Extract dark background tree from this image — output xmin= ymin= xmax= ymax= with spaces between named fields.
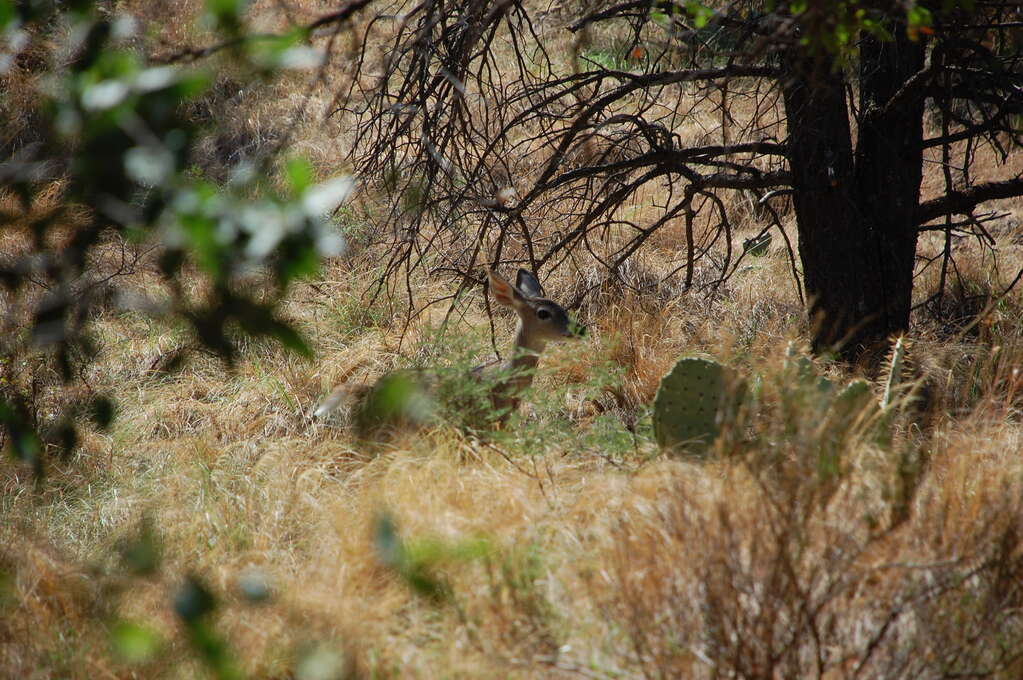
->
xmin=344 ymin=0 xmax=1023 ymax=360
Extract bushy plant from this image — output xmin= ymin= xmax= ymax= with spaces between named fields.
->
xmin=1 ymin=0 xmax=354 ymax=477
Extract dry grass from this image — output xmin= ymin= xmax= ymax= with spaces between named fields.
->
xmin=7 ymin=236 xmax=1023 ymax=678
xmin=4 ymin=2 xmax=1023 ymax=679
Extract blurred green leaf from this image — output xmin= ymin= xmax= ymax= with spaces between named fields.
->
xmin=237 ymin=568 xmax=272 ymax=603
xmin=125 ymin=145 xmax=175 ymax=186
xmin=295 ymin=644 xmax=346 ymax=680
xmin=174 ymin=575 xmax=216 ymax=622
xmin=110 ymin=621 xmax=163 ymax=664
xmin=173 ymin=575 xmax=241 ymax=680
xmin=247 ymin=29 xmax=320 ymax=71
xmin=374 ymin=512 xmax=402 ymax=569
xmin=372 ymin=515 xmax=443 ymax=601
xmin=187 ymin=619 xmax=242 ymax=680
xmin=274 ymin=45 xmax=324 ymax=70
xmin=179 ymin=213 xmax=222 ymax=277
xmin=405 ymin=535 xmax=493 ymax=564
xmin=54 ymin=421 xmax=78 ymax=459
xmin=74 ymin=21 xmax=114 ymax=73
xmin=171 ymin=70 xmax=212 ymax=99
xmin=119 ymin=519 xmax=161 ymax=576
xmin=12 ymin=428 xmax=41 ymax=463
xmin=373 ymin=513 xmax=490 ymax=603
xmin=286 ymin=156 xmax=315 ymax=194
xmin=92 ymin=395 xmax=115 ymax=429
xmin=206 ymin=0 xmax=246 ymax=16
xmin=278 ymin=241 xmax=320 ymax=285
xmin=685 ymin=0 xmax=713 ymax=29
xmin=0 ymin=2 xmax=16 ymax=29
xmin=302 ymin=175 xmax=355 ymax=216
xmin=907 ymin=4 xmax=933 ymax=27
xmin=235 ymin=300 xmax=313 ymax=357
xmin=906 ymin=4 xmax=934 ymax=40
xmin=1 ymin=400 xmax=41 ymax=470
xmin=357 ymin=371 xmax=436 ymax=434
xmin=205 ymin=0 xmax=247 ymax=35
xmin=0 ymin=567 xmax=14 ymax=610
xmin=158 ymin=249 xmax=185 ymax=278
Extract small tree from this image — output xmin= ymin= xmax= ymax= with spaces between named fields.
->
xmin=346 ymin=0 xmax=1023 ymax=358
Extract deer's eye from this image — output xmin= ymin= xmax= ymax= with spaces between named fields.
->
xmin=536 ymin=308 xmax=551 ymax=320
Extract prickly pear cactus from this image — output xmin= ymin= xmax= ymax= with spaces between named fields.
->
xmin=835 ymin=378 xmax=873 ymax=409
xmin=831 ymin=378 xmax=878 ymax=424
xmin=654 ymin=357 xmax=726 ymax=456
xmin=784 ymin=342 xmax=836 ymax=395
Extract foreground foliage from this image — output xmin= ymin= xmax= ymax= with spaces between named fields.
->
xmin=1 ymin=0 xmax=354 ymax=475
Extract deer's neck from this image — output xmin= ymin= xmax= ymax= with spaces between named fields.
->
xmin=509 ymin=323 xmax=544 ymax=383
xmin=486 ymin=323 xmax=545 ymax=417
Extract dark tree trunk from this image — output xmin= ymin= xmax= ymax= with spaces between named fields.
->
xmin=854 ymin=29 xmax=927 ymax=346
xmin=780 ymin=52 xmax=883 ymax=357
xmin=781 ymin=28 xmax=926 ymax=360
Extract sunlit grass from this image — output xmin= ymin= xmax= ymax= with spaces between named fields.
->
xmin=4 ymin=0 xmax=1023 ymax=678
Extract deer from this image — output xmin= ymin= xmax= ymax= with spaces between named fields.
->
xmin=312 ymin=268 xmax=586 ymax=432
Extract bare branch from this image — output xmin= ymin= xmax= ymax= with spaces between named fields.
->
xmin=918 ymin=176 xmax=1023 ymax=224
xmin=700 ymin=169 xmax=791 ymax=190
xmin=568 ymin=0 xmax=658 ymax=32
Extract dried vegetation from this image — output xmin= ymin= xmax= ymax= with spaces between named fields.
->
xmin=3 ymin=1 xmax=1023 ymax=678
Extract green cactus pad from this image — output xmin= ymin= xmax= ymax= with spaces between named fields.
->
xmin=832 ymin=379 xmax=877 ymax=423
xmin=783 ymin=344 xmax=837 ymax=398
xmin=654 ymin=357 xmax=726 ymax=456
xmin=836 ymin=378 xmax=872 ymax=407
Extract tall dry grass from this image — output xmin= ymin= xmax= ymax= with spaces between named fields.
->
xmin=4 ymin=1 xmax=1023 ymax=679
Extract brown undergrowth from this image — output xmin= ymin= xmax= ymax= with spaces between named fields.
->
xmin=6 ymin=237 xmax=1023 ymax=678
xmin=4 ymin=1 xmax=1023 ymax=679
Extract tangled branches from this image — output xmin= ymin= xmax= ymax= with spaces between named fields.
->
xmin=341 ymin=1 xmax=794 ymax=316
xmin=341 ymin=0 xmax=1023 ymax=352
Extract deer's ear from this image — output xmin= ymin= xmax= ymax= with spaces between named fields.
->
xmin=515 ymin=269 xmax=543 ymax=298
xmin=488 ymin=270 xmax=520 ymax=308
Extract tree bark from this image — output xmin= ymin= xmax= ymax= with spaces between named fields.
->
xmin=782 ymin=27 xmax=926 ymax=360
xmin=781 ymin=52 xmax=883 ymax=357
xmin=854 ymin=28 xmax=926 ymax=349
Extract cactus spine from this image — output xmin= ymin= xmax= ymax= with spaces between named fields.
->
xmin=881 ymin=336 xmax=907 ymax=409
